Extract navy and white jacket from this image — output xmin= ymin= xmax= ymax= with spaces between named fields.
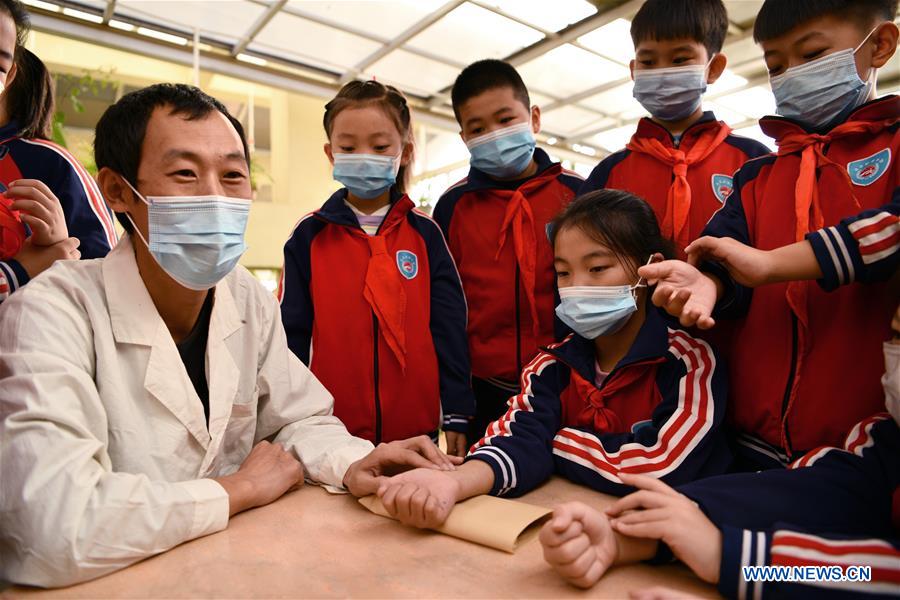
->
xmin=0 ymin=122 xmax=117 ymax=302
xmin=467 ymin=304 xmax=731 ymax=497
xmin=808 ymin=185 xmax=899 ymax=292
xmin=680 ymin=414 xmax=900 ymax=599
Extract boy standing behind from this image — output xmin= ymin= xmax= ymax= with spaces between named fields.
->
xmin=580 ymin=0 xmax=770 ymax=256
xmin=432 ymin=60 xmax=582 ymax=451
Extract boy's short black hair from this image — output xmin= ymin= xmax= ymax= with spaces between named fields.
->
xmin=754 ymin=0 xmax=899 ymax=42
xmin=450 ymin=59 xmax=530 ymax=124
xmin=94 ymin=83 xmax=249 ymax=233
xmin=630 ymin=0 xmax=729 ymax=56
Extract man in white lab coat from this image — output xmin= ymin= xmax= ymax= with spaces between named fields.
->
xmin=0 ymin=83 xmax=460 ymax=588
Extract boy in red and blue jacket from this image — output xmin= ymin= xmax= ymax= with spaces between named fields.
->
xmin=0 ymin=122 xmax=117 ymax=302
xmin=640 ymin=0 xmax=900 ymax=470
xmin=579 ymin=0 xmax=770 ymax=257
xmin=279 ymin=187 xmax=474 ymax=445
xmin=432 ymin=59 xmax=582 ymax=444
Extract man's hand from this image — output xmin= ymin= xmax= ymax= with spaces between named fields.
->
xmin=606 ymin=473 xmax=722 ymax=584
xmin=343 ymin=435 xmax=462 ymax=497
xmin=638 ymin=260 xmax=719 ymax=329
xmin=444 ymin=430 xmax=468 ymax=458
xmin=539 ymin=502 xmax=618 ymax=589
xmin=376 ymin=467 xmax=461 ymax=528
xmin=685 ymin=236 xmax=774 ymax=288
xmin=213 ymin=441 xmax=304 ymax=517
xmin=14 ymin=237 xmax=80 ymax=279
xmin=7 ymin=179 xmax=69 ymax=246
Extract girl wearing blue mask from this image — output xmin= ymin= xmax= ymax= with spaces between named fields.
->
xmin=279 ymin=80 xmax=475 ymax=453
xmin=374 ymin=189 xmax=732 ymax=531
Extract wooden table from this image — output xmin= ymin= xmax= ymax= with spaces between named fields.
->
xmin=4 ymin=478 xmax=718 ymax=598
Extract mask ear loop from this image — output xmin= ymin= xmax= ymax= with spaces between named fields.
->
xmin=119 ymin=176 xmax=152 ymax=250
xmin=631 ymin=255 xmax=657 ymax=294
xmin=853 ymin=23 xmax=884 ymax=84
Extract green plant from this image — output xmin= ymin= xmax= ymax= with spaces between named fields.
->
xmin=51 ymin=68 xmax=117 ymax=162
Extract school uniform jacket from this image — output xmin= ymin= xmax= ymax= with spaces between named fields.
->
xmin=0 ymin=235 xmax=374 ymax=587
xmin=679 ymin=412 xmax=900 ymax=599
xmin=809 ymin=186 xmax=899 ymax=292
xmin=432 ymin=148 xmax=582 ymax=385
xmin=467 ymin=305 xmax=731 ymax=497
xmin=702 ymin=96 xmax=900 ymax=463
xmin=279 ymin=188 xmax=475 ymax=443
xmin=0 ymin=121 xmax=118 ymax=302
xmin=579 ymin=112 xmax=770 ymax=255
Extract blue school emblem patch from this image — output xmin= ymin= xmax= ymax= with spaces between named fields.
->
xmin=396 ymin=250 xmax=418 ymax=279
xmin=847 ymin=148 xmax=891 ymax=187
xmin=711 ymin=174 xmax=733 ymax=203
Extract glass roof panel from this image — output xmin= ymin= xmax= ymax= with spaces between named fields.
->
xmin=406 ymin=3 xmax=544 ymax=64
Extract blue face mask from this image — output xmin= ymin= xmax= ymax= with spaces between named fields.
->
xmin=555 ymin=261 xmax=650 ymax=339
xmin=333 ymin=153 xmax=400 ymax=200
xmin=466 ymin=122 xmax=536 ymax=179
xmin=633 ymin=63 xmax=709 ymax=122
xmin=770 ymin=26 xmax=878 ymax=130
xmin=124 ymin=180 xmax=250 ymax=291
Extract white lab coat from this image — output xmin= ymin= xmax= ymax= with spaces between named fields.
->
xmin=0 ymin=235 xmax=374 ymax=587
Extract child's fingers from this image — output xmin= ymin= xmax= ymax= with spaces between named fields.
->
xmin=393 ymin=482 xmax=419 ymax=523
xmin=606 ymin=490 xmax=667 ymax=516
xmin=553 ymin=546 xmax=598 ymax=582
xmin=610 ymin=507 xmax=669 ymax=527
xmin=696 ymin=315 xmax=716 ymax=330
xmin=380 ymin=482 xmax=402 ymax=516
xmin=617 ymin=473 xmax=679 ymax=495
xmin=9 ymin=178 xmax=56 ymax=200
xmin=19 ymin=214 xmax=50 ymax=235
xmin=10 ymin=199 xmax=54 ymax=224
xmin=610 ymin=518 xmax=666 ymax=540
xmin=543 ymin=532 xmax=591 ymax=566
xmin=542 ymin=517 xmax=583 ymax=547
xmin=410 ymin=487 xmax=430 ymax=528
xmin=568 ymin=557 xmax=606 ymax=590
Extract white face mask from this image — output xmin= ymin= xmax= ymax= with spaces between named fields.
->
xmin=770 ymin=25 xmax=880 ymax=129
xmin=884 ymin=342 xmax=900 ymax=427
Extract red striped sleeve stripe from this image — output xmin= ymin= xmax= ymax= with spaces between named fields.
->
xmin=20 ymin=139 xmax=118 ymax=248
xmin=471 ymin=350 xmax=557 ymax=450
xmin=772 ymin=532 xmax=900 ymax=586
xmin=845 ymin=413 xmax=888 ymax=456
xmin=790 ymin=413 xmax=888 ymax=468
xmin=0 ymin=279 xmax=8 ymax=294
xmin=849 ymin=212 xmax=900 ymax=264
xmin=552 ymin=329 xmax=716 ymax=478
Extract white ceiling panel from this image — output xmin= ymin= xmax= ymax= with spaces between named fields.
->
xmin=117 ymin=0 xmax=265 ymax=43
xmin=251 ymin=10 xmax=381 ymax=71
xmin=541 ymin=106 xmax=610 ymax=137
xmin=479 ymin=0 xmax=595 ymax=33
xmin=577 ymin=18 xmax=634 ymax=64
xmin=518 ymin=44 xmax=630 ymax=98
xmin=367 ymin=50 xmax=460 ymax=96
xmin=286 ymin=0 xmax=447 ymax=38
xmin=406 ymin=3 xmax=544 ymax=64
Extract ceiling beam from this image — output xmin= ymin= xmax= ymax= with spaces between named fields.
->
xmin=101 ymin=0 xmax=115 ymax=25
xmin=340 ymin=0 xmax=465 ymax=84
xmin=232 ymin=0 xmax=287 ymax=57
xmin=504 ymin=0 xmax=643 ymax=67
